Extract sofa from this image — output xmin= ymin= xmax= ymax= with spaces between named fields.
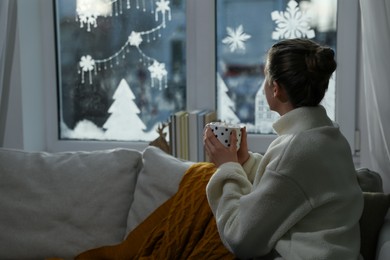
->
xmin=0 ymin=146 xmax=389 ymax=260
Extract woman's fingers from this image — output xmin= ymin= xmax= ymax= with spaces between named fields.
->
xmin=230 ymin=130 xmax=238 ymax=151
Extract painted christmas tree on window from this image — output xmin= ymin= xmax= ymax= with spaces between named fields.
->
xmin=103 ymin=79 xmax=150 ymax=140
xmin=217 ymin=74 xmax=240 ymax=124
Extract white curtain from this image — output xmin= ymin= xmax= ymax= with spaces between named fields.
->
xmin=359 ymin=0 xmax=390 ymax=192
xmin=0 ymin=0 xmax=17 ymax=146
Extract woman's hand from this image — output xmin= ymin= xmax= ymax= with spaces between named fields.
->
xmin=203 ymin=126 xmax=250 ymax=167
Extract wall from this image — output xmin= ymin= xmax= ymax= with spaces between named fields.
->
xmin=4 ymin=0 xmax=46 ymax=151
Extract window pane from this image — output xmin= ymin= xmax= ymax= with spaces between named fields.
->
xmin=54 ymin=0 xmax=186 ymax=142
xmin=216 ymin=0 xmax=337 ymax=134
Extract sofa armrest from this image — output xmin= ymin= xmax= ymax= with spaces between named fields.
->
xmin=377 ymin=215 xmax=390 ymax=260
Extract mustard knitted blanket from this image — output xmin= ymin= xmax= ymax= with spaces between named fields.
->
xmin=75 ymin=162 xmax=236 ymax=260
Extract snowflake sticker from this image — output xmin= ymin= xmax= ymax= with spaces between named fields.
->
xmin=77 ymin=11 xmax=98 ymax=32
xmin=271 ymin=0 xmax=315 ymax=40
xmin=148 ymin=61 xmax=168 ymax=89
xmin=76 ymin=0 xmax=101 ymax=32
xmin=129 ymin=31 xmax=143 ymax=47
xmin=79 ymin=55 xmax=95 ymax=84
xmin=76 ymin=0 xmax=125 ymax=32
xmin=222 ymin=25 xmax=252 ymax=53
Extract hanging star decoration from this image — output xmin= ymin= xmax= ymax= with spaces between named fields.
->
xmin=271 ymin=0 xmax=315 ymax=40
xmin=222 ymin=25 xmax=252 ymax=53
xmin=155 ymin=0 xmax=171 ymax=28
xmin=148 ymin=60 xmax=168 ymax=90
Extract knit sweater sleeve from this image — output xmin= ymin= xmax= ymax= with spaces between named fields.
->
xmin=206 ymin=163 xmax=312 ymax=259
xmin=242 ymin=152 xmax=263 ymax=183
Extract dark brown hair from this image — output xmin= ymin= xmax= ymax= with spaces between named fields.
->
xmin=266 ymin=38 xmax=337 ymax=107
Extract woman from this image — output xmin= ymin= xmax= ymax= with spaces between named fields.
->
xmin=204 ymin=38 xmax=364 ymax=259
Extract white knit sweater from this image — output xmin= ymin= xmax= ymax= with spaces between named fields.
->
xmin=206 ymin=106 xmax=364 ymax=260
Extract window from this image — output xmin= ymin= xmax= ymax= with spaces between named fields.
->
xmin=54 ymin=0 xmax=186 ymax=143
xmin=47 ymin=0 xmax=358 ymax=153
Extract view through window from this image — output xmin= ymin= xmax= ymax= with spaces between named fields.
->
xmin=216 ymin=0 xmax=337 ymax=134
xmin=54 ymin=0 xmax=186 ymax=142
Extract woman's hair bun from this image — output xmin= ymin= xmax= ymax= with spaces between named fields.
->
xmin=313 ymin=47 xmax=337 ymax=76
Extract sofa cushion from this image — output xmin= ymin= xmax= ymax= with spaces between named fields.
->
xmin=126 ymin=146 xmax=194 ymax=234
xmin=360 ymin=192 xmax=390 ymax=260
xmin=0 ymin=148 xmax=142 ymax=259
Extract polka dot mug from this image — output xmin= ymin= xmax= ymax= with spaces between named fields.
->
xmin=207 ymin=122 xmax=243 ymax=150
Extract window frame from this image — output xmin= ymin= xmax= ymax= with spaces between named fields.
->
xmin=44 ymin=0 xmax=358 ymax=154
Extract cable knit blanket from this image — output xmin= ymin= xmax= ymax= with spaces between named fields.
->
xmin=75 ymin=162 xmax=236 ymax=260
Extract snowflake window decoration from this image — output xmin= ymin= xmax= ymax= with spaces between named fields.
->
xmin=76 ymin=0 xmax=153 ymax=31
xmin=76 ymin=0 xmax=112 ymax=32
xmin=148 ymin=61 xmax=168 ymax=90
xmin=271 ymin=0 xmax=315 ymax=40
xmin=77 ymin=10 xmax=99 ymax=32
xmin=222 ymin=25 xmax=252 ymax=53
xmin=128 ymin=31 xmax=143 ymax=47
xmin=79 ymin=55 xmax=95 ymax=84
xmin=155 ymin=0 xmax=171 ymax=28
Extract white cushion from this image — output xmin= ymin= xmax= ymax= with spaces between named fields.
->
xmin=0 ymin=148 xmax=142 ymax=259
xmin=126 ymin=146 xmax=193 ymax=234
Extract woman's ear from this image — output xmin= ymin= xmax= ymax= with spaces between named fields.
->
xmin=273 ymin=81 xmax=289 ymax=103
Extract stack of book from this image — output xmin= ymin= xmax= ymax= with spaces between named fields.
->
xmin=169 ymin=109 xmax=217 ymax=162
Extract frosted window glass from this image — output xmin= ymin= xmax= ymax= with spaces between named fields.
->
xmin=54 ymin=0 xmax=186 ymax=141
